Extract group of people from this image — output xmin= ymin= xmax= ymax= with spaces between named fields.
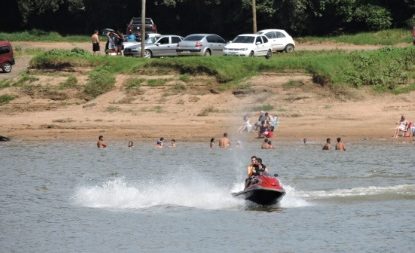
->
xmin=261 ymin=138 xmax=274 ymax=149
xmin=210 ymin=133 xmax=232 ymax=149
xmin=238 ymin=111 xmax=279 ymax=139
xmin=96 ymin=135 xmax=176 ymax=149
xmin=393 ymin=115 xmax=414 ymax=138
xmin=90 ymin=30 xmax=124 ymax=56
xmin=155 ymin=137 xmax=176 ymax=148
xmin=322 ymin=137 xmax=346 ymax=151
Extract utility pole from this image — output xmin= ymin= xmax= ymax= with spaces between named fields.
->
xmin=252 ymin=0 xmax=257 ymax=33
xmin=140 ymin=0 xmax=146 ymax=57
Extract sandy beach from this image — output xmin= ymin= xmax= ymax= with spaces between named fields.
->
xmin=0 ymin=41 xmax=414 ymax=143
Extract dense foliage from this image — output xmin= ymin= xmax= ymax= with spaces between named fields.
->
xmin=1 ymin=0 xmax=414 ymax=37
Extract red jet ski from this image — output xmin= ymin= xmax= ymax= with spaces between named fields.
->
xmin=233 ymin=174 xmax=285 ymax=205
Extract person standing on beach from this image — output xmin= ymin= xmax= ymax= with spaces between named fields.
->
xmin=218 ymin=133 xmax=231 ymax=148
xmin=91 ymin=30 xmax=100 ymax=55
xmin=322 ymin=138 xmax=331 ymax=150
xmin=335 ymin=137 xmax=346 ymax=151
xmin=97 ymin=135 xmax=107 ymax=148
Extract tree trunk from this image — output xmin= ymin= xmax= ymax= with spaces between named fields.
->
xmin=252 ymin=0 xmax=257 ymax=33
xmin=140 ymin=0 xmax=146 ymax=57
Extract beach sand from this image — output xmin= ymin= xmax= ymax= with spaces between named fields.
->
xmin=0 ymin=42 xmax=414 ymax=142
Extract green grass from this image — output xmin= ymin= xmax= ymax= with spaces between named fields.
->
xmin=147 ymin=79 xmax=168 ymax=87
xmin=298 ymin=29 xmax=411 ymax=45
xmin=0 ymin=94 xmax=15 ymax=105
xmin=29 ymin=46 xmax=415 ymax=93
xmin=59 ymin=75 xmax=78 ymax=89
xmin=0 ymin=30 xmax=90 ymax=42
xmin=84 ymin=67 xmax=116 ymax=98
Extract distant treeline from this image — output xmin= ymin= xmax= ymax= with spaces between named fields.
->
xmin=1 ymin=0 xmax=414 ymax=38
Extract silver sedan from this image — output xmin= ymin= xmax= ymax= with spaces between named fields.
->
xmin=176 ymin=34 xmax=226 ymax=56
xmin=124 ymin=35 xmax=183 ymax=58
xmin=143 ymin=35 xmax=184 ymax=58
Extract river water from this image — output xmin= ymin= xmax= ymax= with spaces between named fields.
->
xmin=1 ymin=140 xmax=414 ymax=253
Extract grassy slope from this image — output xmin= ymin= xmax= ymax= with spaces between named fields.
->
xmin=297 ymin=29 xmax=412 ymax=45
xmin=27 ymin=47 xmax=415 ymax=94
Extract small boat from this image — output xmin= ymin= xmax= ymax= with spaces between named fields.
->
xmin=233 ymin=174 xmax=285 ymax=205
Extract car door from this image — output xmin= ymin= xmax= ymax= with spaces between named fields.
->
xmin=254 ymin=36 xmax=266 ymax=56
xmin=261 ymin=36 xmax=271 ymax=54
xmin=263 ymin=31 xmax=278 ymax=52
xmin=152 ymin=36 xmax=170 ymax=56
xmin=169 ymin=36 xmax=182 ymax=56
xmin=213 ymin=35 xmax=226 ymax=55
xmin=274 ymin=31 xmax=288 ymax=51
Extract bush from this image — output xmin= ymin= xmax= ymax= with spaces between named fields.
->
xmin=345 ymin=47 xmax=415 ymax=89
xmin=30 ymin=49 xmax=91 ymax=69
xmin=59 ymin=75 xmax=78 ymax=89
xmin=0 ymin=95 xmax=15 ymax=105
xmin=84 ymin=68 xmax=115 ymax=98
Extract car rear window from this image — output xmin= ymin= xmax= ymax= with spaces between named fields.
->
xmin=276 ymin=32 xmax=286 ymax=38
xmin=184 ymin=35 xmax=204 ymax=41
xmin=0 ymin=46 xmax=10 ymax=54
xmin=131 ymin=18 xmax=153 ymax=24
xmin=233 ymin=36 xmax=255 ymax=43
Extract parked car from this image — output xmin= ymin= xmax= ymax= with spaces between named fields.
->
xmin=0 ymin=41 xmax=15 ymax=73
xmin=126 ymin=17 xmax=157 ymax=35
xmin=123 ymin=33 xmax=161 ymax=56
xmin=176 ymin=34 xmax=226 ymax=56
xmin=124 ymin=35 xmax=184 ymax=58
xmin=223 ymin=34 xmax=272 ymax=58
xmin=143 ymin=35 xmax=184 ymax=58
xmin=257 ymin=29 xmax=295 ymax=53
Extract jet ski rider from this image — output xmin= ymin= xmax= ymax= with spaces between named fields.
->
xmin=246 ymin=156 xmax=268 ymax=187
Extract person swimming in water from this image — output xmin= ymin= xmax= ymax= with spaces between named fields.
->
xmin=97 ymin=135 xmax=107 ymax=148
xmin=156 ymin=137 xmax=164 ymax=148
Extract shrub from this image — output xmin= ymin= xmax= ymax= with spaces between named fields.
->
xmin=0 ymin=95 xmax=15 ymax=105
xmin=30 ymin=49 xmax=91 ymax=69
xmin=84 ymin=68 xmax=115 ymax=98
xmin=59 ymin=75 xmax=78 ymax=89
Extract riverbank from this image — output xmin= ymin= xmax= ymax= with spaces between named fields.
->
xmin=1 ymin=42 xmax=414 ymax=143
xmin=1 ymin=71 xmax=414 ymax=142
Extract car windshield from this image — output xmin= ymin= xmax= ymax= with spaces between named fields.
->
xmin=184 ymin=35 xmax=204 ymax=41
xmin=233 ymin=36 xmax=255 ymax=44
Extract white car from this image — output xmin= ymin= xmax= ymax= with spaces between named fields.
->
xmin=257 ymin=29 xmax=295 ymax=53
xmin=223 ymin=34 xmax=272 ymax=58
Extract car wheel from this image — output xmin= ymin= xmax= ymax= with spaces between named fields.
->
xmin=204 ymin=49 xmax=211 ymax=56
xmin=2 ymin=63 xmax=12 ymax=73
xmin=144 ymin=49 xmax=152 ymax=58
xmin=249 ymin=51 xmax=254 ymax=57
xmin=285 ymin=44 xmax=295 ymax=53
xmin=265 ymin=49 xmax=272 ymax=59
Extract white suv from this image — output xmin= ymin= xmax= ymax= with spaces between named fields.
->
xmin=223 ymin=34 xmax=272 ymax=58
xmin=257 ymin=29 xmax=295 ymax=53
